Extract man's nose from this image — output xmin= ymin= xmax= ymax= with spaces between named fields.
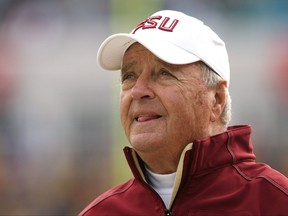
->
xmin=131 ymin=74 xmax=155 ymax=100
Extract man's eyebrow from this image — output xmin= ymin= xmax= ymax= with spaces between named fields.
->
xmin=156 ymin=58 xmax=179 ymax=70
xmin=121 ymin=61 xmax=136 ymax=74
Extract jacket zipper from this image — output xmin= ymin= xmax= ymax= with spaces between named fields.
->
xmin=142 ymin=182 xmax=173 ymax=215
xmin=151 ymin=186 xmax=174 ymax=215
xmin=164 ymin=208 xmax=172 ymax=216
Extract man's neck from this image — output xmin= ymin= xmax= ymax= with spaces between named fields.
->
xmin=138 ymin=151 xmax=180 ymax=174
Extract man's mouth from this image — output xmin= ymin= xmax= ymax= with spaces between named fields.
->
xmin=135 ymin=115 xmax=162 ymax=122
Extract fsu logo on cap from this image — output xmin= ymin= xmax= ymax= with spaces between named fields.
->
xmin=132 ymin=16 xmax=179 ymax=34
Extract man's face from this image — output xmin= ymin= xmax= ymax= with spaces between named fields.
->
xmin=120 ymin=43 xmax=214 ymax=158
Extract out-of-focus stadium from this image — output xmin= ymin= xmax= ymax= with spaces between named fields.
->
xmin=0 ymin=0 xmax=287 ymax=214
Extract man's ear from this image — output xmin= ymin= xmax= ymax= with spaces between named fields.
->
xmin=210 ymin=80 xmax=228 ymax=122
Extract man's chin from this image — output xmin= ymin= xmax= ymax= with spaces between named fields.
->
xmin=130 ymin=134 xmax=164 ymax=153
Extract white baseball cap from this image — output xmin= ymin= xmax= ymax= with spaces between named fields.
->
xmin=97 ymin=10 xmax=230 ymax=85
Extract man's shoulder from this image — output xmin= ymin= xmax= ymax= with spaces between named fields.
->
xmin=79 ymin=178 xmax=136 ymax=216
xmin=237 ymin=161 xmax=288 ymax=196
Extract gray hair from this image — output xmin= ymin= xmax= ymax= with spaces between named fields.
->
xmin=198 ymin=61 xmax=232 ymax=127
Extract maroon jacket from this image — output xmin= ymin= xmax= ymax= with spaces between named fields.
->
xmin=80 ymin=125 xmax=288 ymax=216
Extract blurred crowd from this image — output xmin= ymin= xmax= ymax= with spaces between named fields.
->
xmin=0 ymin=0 xmax=287 ymax=215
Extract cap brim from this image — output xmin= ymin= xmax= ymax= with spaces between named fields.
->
xmin=97 ymin=33 xmax=201 ymax=71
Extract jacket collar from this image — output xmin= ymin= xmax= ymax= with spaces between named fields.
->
xmin=123 ymin=125 xmax=255 ymax=186
xmin=190 ymin=125 xmax=255 ymax=175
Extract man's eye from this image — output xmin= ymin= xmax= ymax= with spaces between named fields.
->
xmin=160 ymin=69 xmax=175 ymax=78
xmin=122 ymin=73 xmax=135 ymax=82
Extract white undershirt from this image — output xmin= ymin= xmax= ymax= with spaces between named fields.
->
xmin=145 ymin=167 xmax=176 ymax=208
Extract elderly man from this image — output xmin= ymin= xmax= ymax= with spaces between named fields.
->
xmin=80 ymin=10 xmax=288 ymax=216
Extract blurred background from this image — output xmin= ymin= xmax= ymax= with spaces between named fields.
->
xmin=0 ymin=0 xmax=287 ymax=215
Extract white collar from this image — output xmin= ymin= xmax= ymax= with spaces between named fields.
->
xmin=145 ymin=167 xmax=176 ymax=189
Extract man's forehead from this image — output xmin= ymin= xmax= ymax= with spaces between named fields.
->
xmin=121 ymin=58 xmax=181 ymax=72
xmin=122 ymin=44 xmax=181 ymax=71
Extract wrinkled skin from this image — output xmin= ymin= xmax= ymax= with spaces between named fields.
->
xmin=120 ymin=43 xmax=227 ymax=173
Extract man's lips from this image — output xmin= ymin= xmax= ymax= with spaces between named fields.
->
xmin=135 ymin=114 xmax=162 ymax=122
xmin=136 ymin=115 xmax=161 ymax=122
